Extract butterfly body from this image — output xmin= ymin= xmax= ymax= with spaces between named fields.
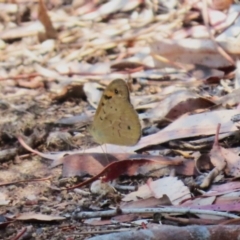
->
xmin=89 ymin=79 xmax=141 ymax=146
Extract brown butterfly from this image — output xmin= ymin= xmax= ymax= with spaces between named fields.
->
xmin=89 ymin=79 xmax=141 ymax=146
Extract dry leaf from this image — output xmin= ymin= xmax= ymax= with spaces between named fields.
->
xmin=123 ymin=177 xmax=191 ymax=205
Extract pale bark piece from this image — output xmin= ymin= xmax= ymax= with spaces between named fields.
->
xmin=16 ymin=213 xmax=65 ymax=221
xmin=141 ymin=90 xmax=215 ymax=121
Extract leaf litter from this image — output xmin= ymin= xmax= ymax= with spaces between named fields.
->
xmin=2 ymin=0 xmax=240 ymax=239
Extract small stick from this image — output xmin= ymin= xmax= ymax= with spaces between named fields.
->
xmin=74 ymin=207 xmax=239 ymax=220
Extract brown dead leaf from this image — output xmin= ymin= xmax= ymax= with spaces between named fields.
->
xmin=60 ymin=153 xmax=118 ymax=177
xmin=51 ymin=83 xmax=85 ymax=102
xmin=66 ymin=157 xmax=183 ymax=190
xmin=211 ymin=0 xmax=233 ymax=10
xmin=54 ymin=153 xmax=184 ymax=177
xmin=17 ymin=77 xmax=44 ymax=89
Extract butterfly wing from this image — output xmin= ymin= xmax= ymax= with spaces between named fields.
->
xmin=90 ymin=79 xmax=141 ymax=146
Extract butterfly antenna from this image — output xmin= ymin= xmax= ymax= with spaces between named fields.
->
xmin=82 ymin=141 xmax=89 ymax=154
xmin=100 ymin=144 xmax=109 ymax=163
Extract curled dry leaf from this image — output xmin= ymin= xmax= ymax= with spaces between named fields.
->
xmin=51 ymin=83 xmax=85 ymax=102
xmin=123 ymin=177 xmax=191 ymax=206
xmin=55 ymin=153 xmax=185 ymax=176
xmin=201 ymin=124 xmax=240 ymax=188
xmin=209 ymin=124 xmax=226 ymax=171
xmin=90 ymin=180 xmax=115 ymax=195
xmin=200 ymin=124 xmax=226 ymax=188
xmin=66 ymin=157 xmax=183 ymax=190
xmin=220 ymin=148 xmax=240 ymax=177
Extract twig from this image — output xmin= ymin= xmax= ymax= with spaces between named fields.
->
xmin=0 ymin=73 xmax=40 ymax=81
xmin=11 ymin=227 xmax=27 ymax=240
xmin=202 ymin=0 xmax=235 ymax=65
xmin=74 ymin=207 xmax=239 ymax=220
xmin=114 ymin=184 xmax=137 ymax=191
xmin=78 ymin=228 xmax=138 ymax=235
xmin=0 ymin=176 xmax=52 ymax=187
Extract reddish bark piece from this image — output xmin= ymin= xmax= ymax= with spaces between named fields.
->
xmin=66 ymin=158 xmax=183 ymax=190
xmin=161 ymin=216 xmax=224 ymax=226
xmin=62 ymin=153 xmax=184 ymax=178
xmin=62 ymin=153 xmax=119 ymax=177
xmin=174 ymin=159 xmax=196 ymax=176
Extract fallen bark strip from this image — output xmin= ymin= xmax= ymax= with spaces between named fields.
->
xmin=87 ymin=225 xmax=240 ymax=240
